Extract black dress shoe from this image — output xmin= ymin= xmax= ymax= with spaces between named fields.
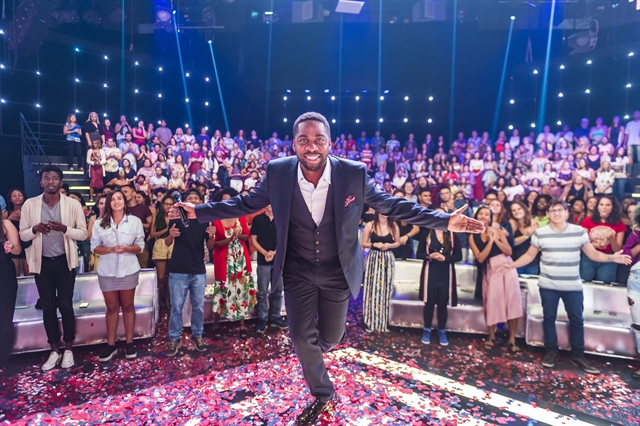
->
xmin=296 ymin=395 xmax=337 ymax=425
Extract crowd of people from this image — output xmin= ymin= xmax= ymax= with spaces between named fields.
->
xmin=1 ymin=110 xmax=640 ymax=381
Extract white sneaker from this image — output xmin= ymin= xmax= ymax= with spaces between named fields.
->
xmin=42 ymin=351 xmax=61 ymax=371
xmin=61 ymin=350 xmax=74 ymax=369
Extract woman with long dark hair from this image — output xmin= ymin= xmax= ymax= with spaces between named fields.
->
xmin=90 ymin=190 xmax=145 ymax=362
xmin=509 ymin=201 xmax=539 ymax=275
xmin=150 ymin=194 xmax=175 ymax=311
xmin=0 ymin=217 xmax=22 ymax=372
xmin=361 ymin=211 xmax=401 ymax=333
xmin=580 ymin=195 xmax=626 ymax=283
xmin=470 ymin=206 xmax=522 ymax=352
xmin=531 ymin=194 xmax=552 ymax=227
xmin=6 ymin=188 xmax=31 ymax=276
xmin=417 ymin=208 xmax=462 ymax=345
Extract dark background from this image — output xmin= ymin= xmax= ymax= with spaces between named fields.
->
xmin=1 ymin=0 xmax=639 ymax=195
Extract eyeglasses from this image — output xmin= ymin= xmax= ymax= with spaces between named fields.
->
xmin=548 ymin=208 xmax=566 ymax=214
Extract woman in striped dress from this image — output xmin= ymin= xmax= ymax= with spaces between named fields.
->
xmin=361 ymin=212 xmax=401 ymax=332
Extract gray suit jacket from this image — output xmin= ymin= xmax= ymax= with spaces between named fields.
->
xmin=194 ymin=156 xmax=450 ymax=297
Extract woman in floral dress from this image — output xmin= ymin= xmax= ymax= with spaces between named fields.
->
xmin=211 ymin=188 xmax=257 ymax=337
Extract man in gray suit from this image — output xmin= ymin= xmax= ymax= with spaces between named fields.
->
xmin=172 ymin=112 xmax=484 ymax=424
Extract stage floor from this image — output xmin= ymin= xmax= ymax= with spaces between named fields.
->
xmin=1 ymin=296 xmax=640 ymax=425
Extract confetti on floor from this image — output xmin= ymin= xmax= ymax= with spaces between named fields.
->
xmin=1 ymin=294 xmax=639 ymax=425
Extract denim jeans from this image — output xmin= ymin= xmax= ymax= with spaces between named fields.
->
xmin=580 ymin=253 xmax=617 ymax=283
xmin=539 ymin=288 xmax=585 ymax=358
xmin=256 ymin=265 xmax=284 ymax=322
xmin=168 ymin=273 xmax=206 ymax=341
xmin=517 ymin=264 xmax=539 ymax=276
xmin=628 ymin=144 xmax=640 ymax=177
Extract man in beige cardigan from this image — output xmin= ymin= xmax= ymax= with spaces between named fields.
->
xmin=19 ymin=165 xmax=87 ymax=371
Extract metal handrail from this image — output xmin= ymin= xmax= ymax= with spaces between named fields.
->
xmin=20 ymin=113 xmax=51 ymax=170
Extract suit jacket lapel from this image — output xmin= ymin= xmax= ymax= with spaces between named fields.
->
xmin=276 ymin=158 xmax=297 ymax=262
xmin=331 ymin=157 xmax=347 ymax=246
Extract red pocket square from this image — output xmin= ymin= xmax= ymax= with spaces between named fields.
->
xmin=345 ymin=194 xmax=356 ymax=208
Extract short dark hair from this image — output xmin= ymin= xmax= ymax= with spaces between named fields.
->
xmin=40 ymin=165 xmax=63 ymax=180
xmin=292 ymin=112 xmax=331 ymax=141
xmin=439 ymin=186 xmax=451 ymax=194
xmin=549 ymin=199 xmax=569 ymax=212
xmin=212 ymin=187 xmax=239 ymax=202
xmin=418 ymin=186 xmax=431 ymax=196
xmin=183 ymin=188 xmax=204 ymax=202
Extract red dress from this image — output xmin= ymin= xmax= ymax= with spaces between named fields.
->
xmin=89 ymin=151 xmax=104 ymax=189
xmin=212 ymin=216 xmax=252 ymax=281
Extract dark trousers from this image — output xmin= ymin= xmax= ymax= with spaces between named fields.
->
xmin=34 ymin=256 xmax=77 ymax=345
xmin=67 ymin=141 xmax=84 ymax=170
xmin=540 ymin=288 xmax=585 ymax=358
xmin=283 ymin=278 xmax=350 ymax=402
xmin=0 ymin=259 xmax=18 ymax=367
xmin=423 ymin=285 xmax=449 ymax=330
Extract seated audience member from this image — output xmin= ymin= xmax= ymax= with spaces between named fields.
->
xmin=417 ymin=209 xmax=462 ymax=346
xmin=580 ymin=195 xmax=626 ymax=283
xmin=361 ymin=212 xmax=401 ymax=333
xmin=502 ymin=200 xmax=630 ymax=374
xmin=165 ymin=189 xmax=214 ymax=356
xmin=0 ymin=218 xmax=22 ymax=372
xmin=469 ymin=206 xmax=522 ymax=352
xmin=90 ymin=190 xmax=145 ymax=362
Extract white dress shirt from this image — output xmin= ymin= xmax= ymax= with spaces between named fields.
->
xmin=297 ymin=160 xmax=332 ymax=226
xmin=90 ymin=215 xmax=146 ymax=278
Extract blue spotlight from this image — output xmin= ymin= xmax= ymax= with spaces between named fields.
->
xmin=207 ymin=41 xmax=230 ymax=132
xmin=286 ymin=89 xmax=291 ymax=93
xmin=383 ymin=90 xmax=389 ymax=94
xmin=511 ymin=16 xmax=516 ymax=20
xmin=172 ymin=11 xmax=193 ymax=128
xmin=305 ymin=89 xmax=310 ymax=93
xmin=491 ymin=15 xmax=515 ymax=140
xmin=324 ymin=89 xmax=330 ymax=93
xmin=537 ymin=0 xmax=558 ymax=130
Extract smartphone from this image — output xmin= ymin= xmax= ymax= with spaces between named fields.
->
xmin=79 ymin=302 xmax=90 ymax=308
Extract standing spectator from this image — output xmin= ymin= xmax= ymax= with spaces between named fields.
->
xmin=386 ymin=133 xmax=400 ymax=153
xmin=164 ymin=189 xmax=213 ymax=356
xmin=114 ymin=115 xmax=131 ymax=144
xmin=595 ymin=161 xmax=615 ymax=195
xmin=81 ymin=112 xmax=102 ymax=171
xmin=121 ymin=184 xmax=152 ymax=268
xmin=470 ymin=152 xmax=484 ymax=201
xmin=469 ymin=206 xmax=522 ymax=351
xmin=150 ymin=195 xmax=175 ymax=311
xmin=86 ymin=139 xmax=106 ymax=201
xmin=508 ymin=201 xmax=539 ymax=275
xmin=101 ymin=118 xmax=114 ymax=145
xmin=356 ymin=131 xmax=370 ymax=151
xmin=361 ymin=212 xmax=400 ymax=332
xmin=6 ymin=189 xmax=31 ymax=276
xmin=250 ymin=204 xmax=288 ymax=333
xmin=90 ymin=190 xmax=145 ymax=362
xmin=188 ymin=142 xmax=205 ymax=176
xmin=580 ymin=195 xmax=626 ymax=283
xmin=197 ymin=127 xmax=210 ymax=147
xmin=210 ymin=188 xmax=257 ymax=337
xmin=156 ymin=120 xmax=172 ymax=146
xmin=609 ymin=116 xmax=625 ymax=149
xmin=0 ymin=195 xmax=6 ymax=220
xmin=501 ymin=200 xmax=630 ymax=374
xmin=589 ymin=117 xmax=607 ymax=144
xmin=63 ymin=113 xmax=83 ymax=171
xmin=183 ymin=127 xmax=196 ymax=145
xmin=371 ymin=130 xmax=385 ymax=154
xmin=417 ymin=211 xmax=462 ymax=345
xmin=0 ymin=218 xmax=21 ymax=372
xmin=531 ymin=194 xmax=551 ymax=227
xmin=573 ymin=118 xmax=590 ymax=146
xmin=626 ymin=111 xmax=640 ymax=177
xmin=19 ymin=165 xmax=87 ymax=371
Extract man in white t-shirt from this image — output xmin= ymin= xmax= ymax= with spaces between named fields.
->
xmin=626 ymin=111 xmax=640 ymax=176
xmin=149 ymin=167 xmax=168 ymax=190
xmin=500 ymin=200 xmax=630 ymax=375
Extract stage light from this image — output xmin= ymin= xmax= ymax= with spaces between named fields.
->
xmin=185 ymin=98 xmax=189 ymax=102
xmin=380 ymin=96 xmax=384 ymax=101
xmin=205 ymin=77 xmax=210 ymax=82
xmin=205 ymin=101 xmax=209 ymax=106
xmin=283 ymin=118 xmax=287 ymax=122
xmin=304 ymin=89 xmax=310 ymax=93
xmin=158 ymin=67 xmax=163 ymax=72
xmin=205 ymin=126 xmax=209 ymax=130
xmin=75 ymin=78 xmax=80 ymax=83
xmin=208 ymin=40 xmax=212 ymax=44
xmin=585 ymin=89 xmax=591 ymax=93
xmin=331 ymin=96 xmax=336 ymax=101
xmin=173 ymin=10 xmax=176 ymax=15
xmin=362 ymin=90 xmax=368 ymax=93
xmin=103 ymin=83 xmax=108 ymax=88
xmin=630 ymin=52 xmax=635 ymax=57
xmin=404 ymin=118 xmax=408 ymax=123
xmin=158 ymin=121 xmax=161 ymax=124
xmin=355 ymin=119 xmax=360 ymax=123
xmin=531 ymin=123 xmax=536 ymax=128
xmin=379 ymin=118 xmax=383 ymax=122
xmin=185 ymin=124 xmax=189 ymax=128
xmin=103 ymin=113 xmax=107 ymax=117
xmin=384 ymin=90 xmax=390 ymax=94
xmin=75 ymin=109 xmax=78 ymax=113
xmin=355 ymin=96 xmax=360 ymax=101
xmin=508 ymin=125 xmax=513 ymax=130
xmin=185 ymin=72 xmax=190 ymax=77
xmin=427 ymin=118 xmax=433 ymax=123
xmin=134 ymin=89 xmax=138 ymax=93
xmin=510 ymin=16 xmax=516 ymax=20
xmin=560 ymin=65 xmax=565 ymax=69
xmin=428 ymin=96 xmax=433 ymax=101
xmin=558 ymin=92 xmax=564 ymax=97
xmin=265 ymin=11 xmax=274 ymax=15
xmin=286 ymin=89 xmax=291 ymax=93
xmin=324 ymin=89 xmax=330 ymax=93
xmin=404 ymin=96 xmax=409 ymax=101
xmin=1 ymin=99 xmax=5 ymax=103
xmin=307 ymin=96 xmax=311 ymax=100
xmin=158 ymin=93 xmax=162 ymax=98
xmin=587 ymin=60 xmax=592 ymax=64
xmin=36 ymin=71 xmax=40 ymax=75
xmin=528 ymin=2 xmax=537 ymax=8
xmin=134 ymin=117 xmax=138 ymax=121
xmin=75 ymin=47 xmax=79 ymax=52
xmin=557 ymin=120 xmax=562 ymax=125
xmin=533 ymin=69 xmax=538 ymax=74
xmin=135 ymin=61 xmax=139 ymax=66
xmin=510 ymin=99 xmax=515 ymax=104
xmin=283 ymin=96 xmax=287 ymax=101
xmin=625 ymin=115 xmax=630 ymax=119
xmin=104 ymin=55 xmax=108 ymax=60
xmin=332 ymin=119 xmax=336 ymax=123
xmin=0 ymin=65 xmax=4 ymax=69
xmin=627 ymin=83 xmax=632 ymax=88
